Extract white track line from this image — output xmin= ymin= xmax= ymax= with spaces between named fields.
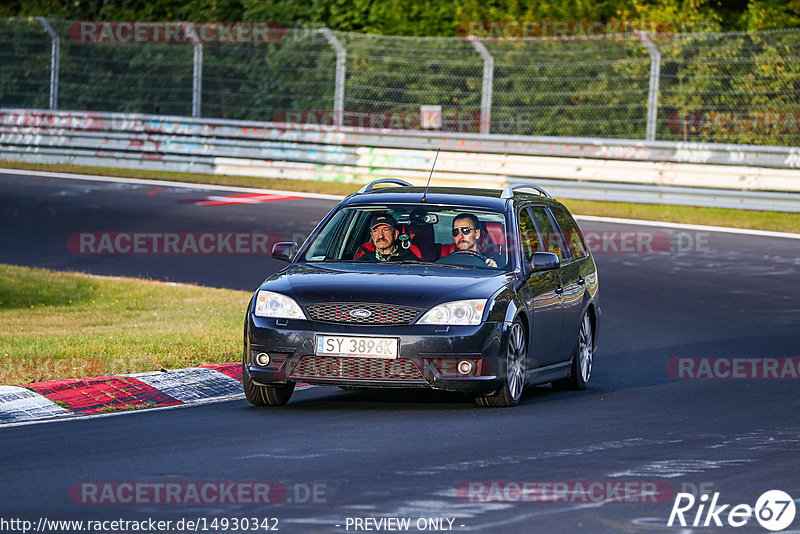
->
xmin=574 ymin=214 xmax=800 ymax=240
xmin=0 ymin=168 xmax=344 ymax=200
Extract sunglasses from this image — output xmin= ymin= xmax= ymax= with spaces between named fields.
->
xmin=452 ymin=226 xmax=476 ymax=237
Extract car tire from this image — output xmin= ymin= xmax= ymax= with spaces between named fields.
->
xmin=476 ymin=318 xmax=527 ymax=407
xmin=242 ymin=353 xmax=295 ymax=406
xmin=262 ymin=382 xmax=295 ymax=405
xmin=552 ymin=311 xmax=593 ymax=391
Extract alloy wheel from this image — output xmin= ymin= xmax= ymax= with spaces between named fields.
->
xmin=506 ymin=321 xmax=526 ymax=401
xmin=579 ymin=313 xmax=593 ymax=383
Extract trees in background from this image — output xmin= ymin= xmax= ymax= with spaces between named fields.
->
xmin=2 ymin=0 xmax=800 ymax=34
xmin=2 ymin=0 xmax=799 ymax=145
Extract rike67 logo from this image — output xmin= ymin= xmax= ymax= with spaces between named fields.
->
xmin=668 ymin=490 xmax=796 ymax=531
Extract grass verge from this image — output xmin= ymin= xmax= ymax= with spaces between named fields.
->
xmin=561 ymin=199 xmax=800 ymax=233
xmin=1 ymin=159 xmax=798 ymax=233
xmin=0 ymin=264 xmax=250 ymax=385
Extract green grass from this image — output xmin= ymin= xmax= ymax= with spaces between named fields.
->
xmin=561 ymin=199 xmax=800 ymax=234
xmin=2 ymin=159 xmax=798 ymax=233
xmin=0 ymin=264 xmax=250 ymax=385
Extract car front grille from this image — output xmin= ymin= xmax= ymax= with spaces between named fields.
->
xmin=305 ymin=303 xmax=420 ymax=325
xmin=289 ymin=356 xmax=425 ymax=381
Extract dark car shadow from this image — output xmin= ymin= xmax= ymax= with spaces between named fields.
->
xmin=526 ymin=334 xmax=800 ymax=407
xmin=240 ymin=381 xmax=565 ymax=412
xmin=242 ymin=334 xmax=800 ymax=411
xmin=285 ymin=387 xmax=479 ymax=411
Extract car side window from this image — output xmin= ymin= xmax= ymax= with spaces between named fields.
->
xmin=518 ymin=208 xmax=541 ymax=259
xmin=303 ymin=208 xmax=353 ymax=261
xmin=529 ymin=206 xmax=564 ymax=262
xmin=550 ymin=206 xmax=588 ymax=259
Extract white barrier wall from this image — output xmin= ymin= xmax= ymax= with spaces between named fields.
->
xmin=1 ymin=109 xmax=799 ymax=211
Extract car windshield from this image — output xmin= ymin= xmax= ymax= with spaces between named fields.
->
xmin=301 ymin=204 xmax=511 ymax=270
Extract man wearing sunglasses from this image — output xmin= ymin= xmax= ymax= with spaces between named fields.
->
xmin=451 ymin=213 xmax=497 ymax=267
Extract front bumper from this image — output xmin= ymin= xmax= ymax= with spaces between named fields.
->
xmin=245 ymin=315 xmax=506 ymax=395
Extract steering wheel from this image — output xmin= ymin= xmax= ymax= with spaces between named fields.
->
xmin=452 ymin=250 xmax=487 ymax=260
xmin=435 ymin=249 xmax=489 ymax=267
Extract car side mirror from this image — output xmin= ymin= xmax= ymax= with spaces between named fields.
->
xmin=530 ymin=252 xmax=560 ymax=272
xmin=271 ymin=242 xmax=298 ymax=262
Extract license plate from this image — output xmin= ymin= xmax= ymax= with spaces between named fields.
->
xmin=315 ymin=335 xmax=398 ymax=359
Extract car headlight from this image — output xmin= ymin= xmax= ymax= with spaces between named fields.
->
xmin=253 ymin=290 xmax=305 ymax=319
xmin=417 ymin=299 xmax=487 ymax=326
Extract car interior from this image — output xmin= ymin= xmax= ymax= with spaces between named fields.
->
xmin=347 ymin=207 xmax=508 ymax=267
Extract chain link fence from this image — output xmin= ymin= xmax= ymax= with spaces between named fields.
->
xmin=487 ymin=38 xmax=652 ymax=138
xmin=1 ymin=18 xmax=799 ymax=146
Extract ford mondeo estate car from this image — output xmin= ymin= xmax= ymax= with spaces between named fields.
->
xmin=243 ymin=179 xmax=600 ymax=407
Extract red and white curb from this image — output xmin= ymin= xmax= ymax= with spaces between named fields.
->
xmin=0 ymin=363 xmax=312 ymax=425
xmin=0 ymin=385 xmax=74 ymax=422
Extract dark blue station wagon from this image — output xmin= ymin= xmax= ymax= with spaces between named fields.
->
xmin=243 ymin=180 xmax=600 ymax=407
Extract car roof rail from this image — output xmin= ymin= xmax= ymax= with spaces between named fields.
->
xmin=500 ymin=183 xmax=553 ymax=200
xmin=357 ymin=178 xmax=414 ymax=194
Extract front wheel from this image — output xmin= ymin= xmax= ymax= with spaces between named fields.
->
xmin=476 ymin=318 xmax=527 ymax=407
xmin=242 ymin=354 xmax=295 ymax=406
xmin=552 ymin=311 xmax=593 ymax=391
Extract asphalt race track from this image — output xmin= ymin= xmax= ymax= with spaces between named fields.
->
xmin=1 ymin=171 xmax=799 ymax=533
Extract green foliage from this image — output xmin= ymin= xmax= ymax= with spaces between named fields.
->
xmin=3 ymin=0 xmax=800 ymax=34
xmin=201 ymin=31 xmax=336 ymax=121
xmin=2 ymin=2 xmax=800 ymax=145
xmin=488 ymin=38 xmax=652 ymax=138
xmin=0 ymin=19 xmax=50 ymax=109
xmin=744 ymin=0 xmax=800 ymax=31
xmin=655 ymin=29 xmax=800 ymax=145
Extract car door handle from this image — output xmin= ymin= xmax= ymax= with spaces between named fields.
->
xmin=555 ymin=286 xmax=564 ymax=295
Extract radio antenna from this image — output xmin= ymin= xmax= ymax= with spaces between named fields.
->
xmin=421 ymin=147 xmax=440 ymax=203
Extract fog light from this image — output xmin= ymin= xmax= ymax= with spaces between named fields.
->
xmin=458 ymin=360 xmax=473 ymax=375
xmin=255 ymin=352 xmax=270 ymax=367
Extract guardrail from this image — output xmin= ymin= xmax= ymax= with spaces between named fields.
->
xmin=1 ymin=108 xmax=799 ymax=212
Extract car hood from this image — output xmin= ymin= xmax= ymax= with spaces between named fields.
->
xmin=259 ymin=263 xmax=514 ymax=310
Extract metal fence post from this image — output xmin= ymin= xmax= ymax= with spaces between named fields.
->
xmin=469 ymin=37 xmax=494 ymax=135
xmin=36 ymin=17 xmax=59 ymax=110
xmin=637 ymin=30 xmax=661 ymax=142
xmin=180 ymin=23 xmax=203 ymax=117
xmin=319 ymin=28 xmax=346 ymax=127
xmin=192 ymin=43 xmax=203 ymax=117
